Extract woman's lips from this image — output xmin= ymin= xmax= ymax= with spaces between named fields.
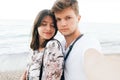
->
xmin=44 ymin=32 xmax=52 ymax=35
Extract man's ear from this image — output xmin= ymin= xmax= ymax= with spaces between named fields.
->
xmin=78 ymin=15 xmax=81 ymax=22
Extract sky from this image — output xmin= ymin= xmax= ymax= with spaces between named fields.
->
xmin=0 ymin=0 xmax=120 ymax=23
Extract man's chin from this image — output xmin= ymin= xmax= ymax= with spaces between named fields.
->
xmin=62 ymin=33 xmax=70 ymax=37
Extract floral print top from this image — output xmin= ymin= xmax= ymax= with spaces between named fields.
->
xmin=27 ymin=39 xmax=64 ymax=80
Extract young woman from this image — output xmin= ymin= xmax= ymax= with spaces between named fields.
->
xmin=20 ymin=9 xmax=64 ymax=80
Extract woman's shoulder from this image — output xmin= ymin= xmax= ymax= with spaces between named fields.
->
xmin=48 ymin=39 xmax=61 ymax=44
xmin=46 ymin=39 xmax=62 ymax=49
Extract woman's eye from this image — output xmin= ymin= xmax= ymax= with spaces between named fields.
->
xmin=41 ymin=23 xmax=47 ymax=26
xmin=51 ymin=24 xmax=54 ymax=27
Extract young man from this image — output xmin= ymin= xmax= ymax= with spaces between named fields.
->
xmin=51 ymin=0 xmax=103 ymax=80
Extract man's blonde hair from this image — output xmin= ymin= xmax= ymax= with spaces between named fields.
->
xmin=51 ymin=0 xmax=79 ymax=16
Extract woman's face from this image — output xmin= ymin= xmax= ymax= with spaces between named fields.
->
xmin=38 ymin=16 xmax=56 ymax=40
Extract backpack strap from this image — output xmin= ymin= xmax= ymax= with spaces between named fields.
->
xmin=39 ymin=49 xmax=45 ymax=80
xmin=61 ymin=34 xmax=83 ymax=80
xmin=65 ymin=34 xmax=83 ymax=61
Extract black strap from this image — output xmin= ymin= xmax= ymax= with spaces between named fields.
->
xmin=39 ymin=60 xmax=43 ymax=80
xmin=65 ymin=34 xmax=83 ymax=61
xmin=39 ymin=49 xmax=46 ymax=80
xmin=61 ymin=34 xmax=83 ymax=80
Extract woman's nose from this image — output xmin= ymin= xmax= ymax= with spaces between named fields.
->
xmin=46 ymin=25 xmax=51 ymax=30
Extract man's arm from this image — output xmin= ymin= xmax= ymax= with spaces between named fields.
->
xmin=84 ymin=48 xmax=104 ymax=80
xmin=84 ymin=48 xmax=120 ymax=80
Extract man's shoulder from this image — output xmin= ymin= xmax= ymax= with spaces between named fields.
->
xmin=81 ymin=34 xmax=95 ymax=40
xmin=75 ymin=34 xmax=102 ymax=52
xmin=78 ymin=34 xmax=100 ymax=44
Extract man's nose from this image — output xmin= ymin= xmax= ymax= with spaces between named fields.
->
xmin=61 ymin=20 xmax=67 ymax=27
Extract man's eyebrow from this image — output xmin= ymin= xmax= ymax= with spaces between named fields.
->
xmin=56 ymin=17 xmax=61 ymax=19
xmin=41 ymin=20 xmax=47 ymax=22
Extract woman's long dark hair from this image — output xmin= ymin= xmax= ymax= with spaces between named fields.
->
xmin=30 ymin=9 xmax=57 ymax=50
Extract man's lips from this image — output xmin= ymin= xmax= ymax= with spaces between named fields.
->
xmin=60 ymin=28 xmax=68 ymax=31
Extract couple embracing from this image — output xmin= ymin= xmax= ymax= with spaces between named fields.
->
xmin=21 ymin=0 xmax=102 ymax=80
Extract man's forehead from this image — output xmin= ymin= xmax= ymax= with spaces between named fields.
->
xmin=54 ymin=10 xmax=74 ymax=18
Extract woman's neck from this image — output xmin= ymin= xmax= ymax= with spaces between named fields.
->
xmin=39 ymin=38 xmax=45 ymax=52
xmin=38 ymin=47 xmax=44 ymax=52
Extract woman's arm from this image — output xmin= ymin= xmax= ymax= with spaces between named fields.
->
xmin=20 ymin=70 xmax=27 ymax=80
xmin=43 ymin=39 xmax=64 ymax=80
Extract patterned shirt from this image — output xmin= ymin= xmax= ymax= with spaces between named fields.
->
xmin=27 ymin=39 xmax=64 ymax=80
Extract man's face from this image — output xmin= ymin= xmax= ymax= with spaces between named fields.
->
xmin=55 ymin=7 xmax=80 ymax=37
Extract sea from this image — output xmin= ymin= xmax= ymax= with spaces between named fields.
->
xmin=0 ymin=19 xmax=120 ymax=71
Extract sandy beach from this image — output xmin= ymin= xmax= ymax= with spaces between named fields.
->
xmin=0 ymin=53 xmax=120 ymax=80
xmin=0 ymin=70 xmax=24 ymax=80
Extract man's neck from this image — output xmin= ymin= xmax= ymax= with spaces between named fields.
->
xmin=65 ymin=31 xmax=81 ymax=48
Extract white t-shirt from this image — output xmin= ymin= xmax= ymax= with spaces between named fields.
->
xmin=61 ymin=34 xmax=102 ymax=80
